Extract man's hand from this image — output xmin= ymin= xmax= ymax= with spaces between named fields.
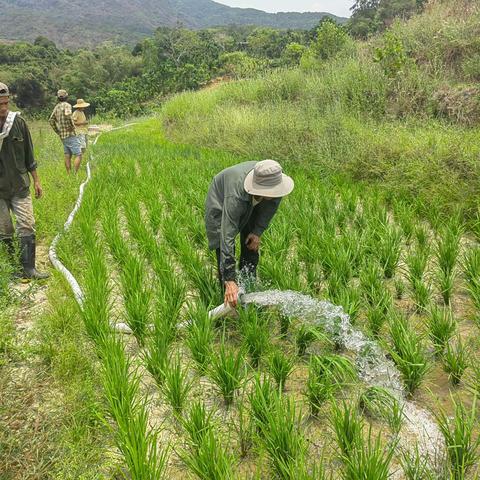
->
xmin=34 ymin=181 xmax=43 ymax=199
xmin=245 ymin=233 xmax=261 ymax=252
xmin=224 ymin=281 xmax=239 ymax=307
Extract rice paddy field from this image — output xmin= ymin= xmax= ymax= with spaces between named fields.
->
xmin=48 ymin=117 xmax=480 ymax=479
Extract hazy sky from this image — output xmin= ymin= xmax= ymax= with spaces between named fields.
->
xmin=215 ymin=0 xmax=353 ymax=17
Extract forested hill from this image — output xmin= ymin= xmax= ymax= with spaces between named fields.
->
xmin=0 ymin=0 xmax=346 ymax=47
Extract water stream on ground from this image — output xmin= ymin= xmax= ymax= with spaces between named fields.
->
xmin=243 ymin=289 xmax=445 ymax=473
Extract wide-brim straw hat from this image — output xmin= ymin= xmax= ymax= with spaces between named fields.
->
xmin=73 ymin=99 xmax=90 ymax=108
xmin=244 ymin=159 xmax=294 ymax=198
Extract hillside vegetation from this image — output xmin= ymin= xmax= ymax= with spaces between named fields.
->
xmin=0 ymin=0 xmax=344 ymax=47
xmin=163 ymin=0 xmax=480 ymax=224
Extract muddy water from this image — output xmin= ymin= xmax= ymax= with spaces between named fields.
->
xmin=243 ymin=289 xmax=445 ymax=472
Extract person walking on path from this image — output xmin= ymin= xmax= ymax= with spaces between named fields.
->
xmin=48 ymin=89 xmax=82 ymax=174
xmin=205 ymin=159 xmax=294 ymax=308
xmin=72 ymin=98 xmax=90 ymax=154
xmin=0 ymin=82 xmax=49 ymax=280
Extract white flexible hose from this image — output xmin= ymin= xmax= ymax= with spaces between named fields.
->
xmin=49 ymin=124 xmax=137 ymax=326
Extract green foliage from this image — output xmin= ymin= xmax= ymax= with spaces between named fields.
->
xmin=374 ymin=32 xmax=408 ymax=78
xmin=311 ymin=20 xmax=351 ymax=61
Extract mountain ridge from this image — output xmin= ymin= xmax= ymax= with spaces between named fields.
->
xmin=0 ymin=0 xmax=347 ymax=48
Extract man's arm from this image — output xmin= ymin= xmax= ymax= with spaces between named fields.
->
xmin=21 ymin=119 xmax=42 ymax=198
xmin=48 ymin=109 xmax=60 ymax=136
xmin=251 ymin=198 xmax=281 ymax=237
xmin=64 ymin=103 xmax=76 ymax=133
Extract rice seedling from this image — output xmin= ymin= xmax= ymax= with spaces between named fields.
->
xmin=162 ymin=354 xmax=194 ymax=416
xmin=295 ymin=324 xmax=326 ymax=357
xmin=142 ymin=322 xmax=170 ymax=386
xmin=366 ymin=303 xmax=389 ymax=338
xmin=208 ymin=339 xmax=246 ymax=406
xmin=186 ymin=306 xmax=214 ymax=372
xmin=331 ymin=401 xmax=364 ymax=458
xmin=180 ymin=426 xmax=235 ymax=480
xmin=427 ymin=305 xmax=457 ymax=356
xmin=235 ymin=390 xmax=254 ymax=458
xmin=341 ymin=425 xmax=397 ymax=480
xmin=120 ymin=253 xmax=152 ymax=345
xmin=377 ymin=223 xmax=402 ymax=279
xmin=394 ymin=278 xmax=405 ymax=300
xmin=330 ymin=284 xmax=362 ymax=324
xmin=405 ymin=246 xmax=430 ymax=283
xmin=388 ymin=313 xmax=430 ymax=395
xmin=394 ymin=200 xmax=415 ymax=243
xmin=469 ymin=360 xmax=480 ymax=397
xmin=360 ymin=261 xmax=385 ymax=307
xmin=442 ymin=336 xmax=469 ymax=386
xmin=239 ymin=305 xmax=270 ymax=368
xmin=279 ymin=312 xmax=291 ymax=338
xmin=181 ymin=400 xmax=214 ymax=451
xmin=414 ymin=225 xmax=428 ymax=251
xmin=410 ymin=277 xmax=432 ymax=312
xmin=248 ymin=373 xmax=277 ymax=431
xmin=358 ymin=386 xmax=404 ymax=434
xmin=434 ymin=396 xmax=480 ymax=480
xmin=257 ymin=394 xmax=306 ymax=480
xmin=268 ymin=349 xmax=295 ymax=391
xmin=463 ymin=248 xmax=480 ymax=325
xmin=400 ymin=445 xmax=435 ymax=480
xmin=305 ymin=355 xmax=357 ymax=416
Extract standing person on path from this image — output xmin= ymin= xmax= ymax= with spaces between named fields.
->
xmin=48 ymin=89 xmax=82 ymax=174
xmin=205 ymin=160 xmax=294 ymax=308
xmin=72 ymin=99 xmax=90 ymax=154
xmin=0 ymin=82 xmax=49 ymax=280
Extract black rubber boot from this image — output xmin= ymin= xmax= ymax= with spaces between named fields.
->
xmin=20 ymin=235 xmax=49 ymax=280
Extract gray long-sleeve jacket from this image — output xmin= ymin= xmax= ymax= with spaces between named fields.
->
xmin=205 ymin=161 xmax=281 ymax=282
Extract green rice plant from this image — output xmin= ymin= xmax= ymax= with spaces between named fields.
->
xmin=248 ymin=374 xmax=277 ymax=431
xmin=331 ymin=401 xmax=364 ymax=458
xmin=388 ymin=313 xmax=430 ymax=395
xmin=434 ymin=396 xmax=480 ymax=480
xmin=377 ymin=224 xmax=403 ymax=279
xmin=181 ymin=426 xmax=235 ymax=480
xmin=268 ymin=349 xmax=294 ymax=391
xmin=239 ymin=305 xmax=270 ymax=368
xmin=341 ymin=425 xmax=397 ymax=480
xmin=305 ymin=355 xmax=357 ymax=416
xmin=142 ymin=322 xmax=170 ymax=387
xmin=162 ymin=354 xmax=194 ymax=416
xmin=208 ymin=339 xmax=246 ymax=406
xmin=360 ymin=262 xmax=391 ymax=311
xmin=463 ymin=248 xmax=480 ymax=325
xmin=410 ymin=277 xmax=432 ymax=312
xmin=405 ymin=246 xmax=430 ymax=283
xmin=235 ymin=390 xmax=254 ymax=458
xmin=394 ymin=200 xmax=415 ymax=243
xmin=257 ymin=394 xmax=306 ymax=480
xmin=101 ymin=336 xmax=169 ymax=479
xmin=469 ymin=360 xmax=480 ymax=397
xmin=330 ymin=284 xmax=362 ymax=324
xmin=394 ymin=278 xmax=405 ymax=300
xmin=427 ymin=305 xmax=457 ymax=356
xmin=120 ymin=253 xmax=152 ymax=345
xmin=442 ymin=337 xmax=469 ymax=386
xmin=295 ymin=324 xmax=326 ymax=357
xmin=415 ymin=225 xmax=428 ymax=251
xmin=153 ymin=284 xmax=186 ymax=345
xmin=358 ymin=386 xmax=404 ymax=435
xmin=366 ymin=303 xmax=389 ymax=338
xmin=400 ymin=445 xmax=435 ymax=480
xmin=181 ymin=400 xmax=214 ymax=452
xmin=186 ymin=306 xmax=214 ymax=373
xmin=279 ymin=312 xmax=291 ymax=338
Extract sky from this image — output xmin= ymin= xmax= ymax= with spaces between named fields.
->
xmin=215 ymin=0 xmax=353 ymax=17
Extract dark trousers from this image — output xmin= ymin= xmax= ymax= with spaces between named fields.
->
xmin=215 ymin=224 xmax=259 ymax=292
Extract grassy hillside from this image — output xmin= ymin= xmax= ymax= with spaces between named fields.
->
xmin=0 ymin=0 xmax=345 ymax=47
xmin=163 ymin=0 xmax=480 ymax=227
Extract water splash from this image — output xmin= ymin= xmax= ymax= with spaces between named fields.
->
xmin=243 ymin=289 xmax=445 ymax=470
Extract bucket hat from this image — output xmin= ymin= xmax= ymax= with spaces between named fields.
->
xmin=73 ymin=99 xmax=90 ymax=108
xmin=0 ymin=83 xmax=9 ymax=97
xmin=244 ymin=159 xmax=294 ymax=198
xmin=57 ymin=89 xmax=68 ymax=98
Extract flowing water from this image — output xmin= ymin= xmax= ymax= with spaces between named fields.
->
xmin=243 ymin=289 xmax=445 ymax=472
